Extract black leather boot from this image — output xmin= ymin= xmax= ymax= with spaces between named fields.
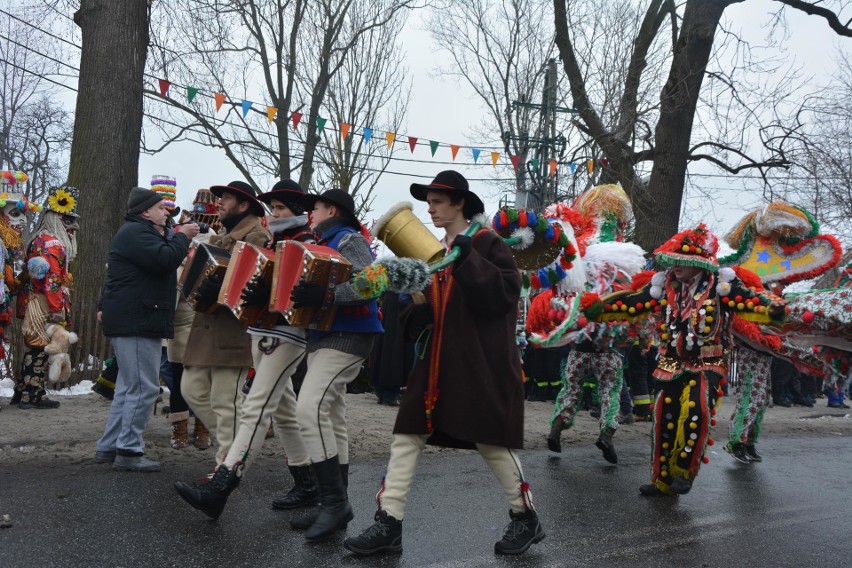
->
xmin=546 ymin=417 xmax=563 ymax=453
xmin=494 ymin=509 xmax=545 ymax=555
xmin=303 ymin=456 xmax=353 ymax=541
xmin=174 ymin=463 xmax=241 ymax=519
xmin=290 ymin=462 xmax=348 ymax=530
xmin=595 ymin=427 xmax=618 ymax=464
xmin=343 ymin=510 xmax=403 ymax=555
xmin=272 ymin=465 xmax=319 ymax=510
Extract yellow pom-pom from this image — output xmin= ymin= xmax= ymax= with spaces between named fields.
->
xmin=681 ymin=244 xmax=690 ymax=252
xmin=661 ymin=333 xmax=669 ymax=340
xmin=688 ymin=401 xmax=696 ymax=408
xmin=706 ymin=306 xmax=714 ymax=313
xmin=746 ymin=301 xmax=754 ymax=309
xmin=664 ymin=397 xmax=672 ymax=404
xmin=629 ymin=307 xmax=636 ymax=314
xmin=661 ymin=470 xmax=668 ymax=477
xmin=662 ymin=442 xmax=670 ymax=449
xmin=737 ymin=302 xmax=745 ymax=310
xmin=728 ymin=300 xmax=736 ymax=308
xmin=689 ymin=380 xmax=696 ymax=387
xmin=620 ymin=304 xmax=628 ymax=311
xmin=703 ymin=326 xmax=711 ymax=333
xmin=680 ymin=452 xmax=688 ymax=459
xmin=689 ymin=422 xmax=698 ymax=430
xmin=660 ymin=456 xmax=667 ymax=462
xmin=687 ymin=439 xmax=695 ymax=446
xmin=705 ymin=315 xmax=713 ymax=323
xmin=644 ymin=302 xmax=651 ymax=309
xmin=660 ymin=299 xmax=667 ymax=306
xmin=666 ymin=423 xmax=674 ymax=430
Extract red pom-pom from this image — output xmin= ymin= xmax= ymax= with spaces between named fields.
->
xmin=556 ymin=310 xmax=566 ymax=320
xmin=577 ymin=317 xmax=588 ymax=327
xmin=802 ymin=310 xmax=815 ymax=324
xmin=702 ymin=457 xmax=710 ymax=464
xmin=547 ymin=309 xmax=557 ymax=321
xmin=720 ymin=378 xmax=727 ymax=386
xmin=710 ymin=419 xmax=717 ymax=426
xmin=707 ymin=438 xmax=714 ymax=446
xmin=735 ymin=295 xmax=743 ymax=303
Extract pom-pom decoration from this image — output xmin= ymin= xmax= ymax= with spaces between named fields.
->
xmin=27 ymin=256 xmax=51 ymax=280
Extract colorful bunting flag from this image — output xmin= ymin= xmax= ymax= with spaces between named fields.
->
xmin=491 ymin=152 xmax=500 ymax=167
xmin=363 ymin=127 xmax=373 ymax=143
xmin=472 ymin=148 xmax=481 ymax=163
xmin=386 ymin=132 xmax=396 ymax=149
xmin=408 ymin=136 xmax=418 ymax=153
xmin=158 ymin=79 xmax=171 ymax=97
xmin=214 ymin=93 xmax=226 ymax=111
xmin=569 ymin=163 xmax=576 ymax=174
xmin=266 ymin=106 xmax=277 ymax=123
xmin=531 ymin=158 xmax=540 ymax=171
xmin=549 ymin=160 xmax=557 ymax=176
xmin=510 ymin=155 xmax=520 ymax=171
xmin=316 ymin=116 xmax=327 ymax=134
xmin=586 ymin=159 xmax=594 ymax=174
xmin=241 ymin=100 xmax=252 ymax=118
xmin=429 ymin=140 xmax=439 ymax=157
xmin=187 ymin=87 xmax=198 ymax=103
xmin=291 ymin=111 xmax=302 ymax=129
xmin=341 ymin=123 xmax=351 ymax=139
xmin=450 ymin=145 xmax=460 ymax=160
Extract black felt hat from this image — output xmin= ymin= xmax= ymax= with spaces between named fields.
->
xmin=297 ymin=189 xmax=360 ymax=226
xmin=209 ymin=180 xmax=267 ymax=217
xmin=258 ymin=180 xmax=307 ymax=215
xmin=410 ymin=170 xmax=484 ymax=218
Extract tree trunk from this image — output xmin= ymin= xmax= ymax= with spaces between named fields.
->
xmin=635 ymin=0 xmax=732 ymax=251
xmin=67 ymin=0 xmax=149 ymax=381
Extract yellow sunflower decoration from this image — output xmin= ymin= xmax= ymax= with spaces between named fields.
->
xmin=48 ymin=189 xmax=77 ymax=215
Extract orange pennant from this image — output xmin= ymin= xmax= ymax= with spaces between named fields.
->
xmin=549 ymin=160 xmax=557 ymax=176
xmin=341 ymin=123 xmax=351 ymax=139
xmin=491 ymin=152 xmax=500 ymax=167
xmin=450 ymin=145 xmax=460 ymax=160
xmin=386 ymin=132 xmax=396 ymax=149
xmin=587 ymin=159 xmax=594 ymax=174
xmin=214 ymin=93 xmax=226 ymax=112
xmin=266 ymin=106 xmax=278 ymax=124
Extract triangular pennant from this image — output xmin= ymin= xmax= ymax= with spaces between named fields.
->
xmin=429 ymin=140 xmax=439 ymax=157
xmin=549 ymin=160 xmax=557 ymax=176
xmin=214 ymin=93 xmax=226 ymax=111
xmin=316 ymin=116 xmax=327 ymax=134
xmin=386 ymin=132 xmax=396 ymax=149
xmin=491 ymin=151 xmax=500 ymax=167
xmin=472 ymin=148 xmax=481 ymax=163
xmin=569 ymin=163 xmax=576 ymax=174
xmin=186 ymin=87 xmax=198 ymax=103
xmin=158 ymin=79 xmax=171 ymax=97
xmin=450 ymin=145 xmax=460 ymax=160
xmin=266 ymin=106 xmax=278 ymax=124
xmin=587 ymin=159 xmax=594 ymax=174
xmin=510 ymin=155 xmax=520 ymax=170
xmin=408 ymin=136 xmax=418 ymax=153
xmin=363 ymin=127 xmax=374 ymax=143
xmin=602 ymin=158 xmax=609 ymax=167
xmin=531 ymin=158 xmax=540 ymax=171
xmin=291 ymin=111 xmax=303 ymax=129
xmin=341 ymin=123 xmax=351 ymax=139
xmin=241 ymin=100 xmax=252 ymax=118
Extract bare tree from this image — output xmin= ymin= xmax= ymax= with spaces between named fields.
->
xmin=553 ymin=0 xmax=852 ymax=251
xmin=146 ymin=0 xmax=418 ymax=206
xmin=66 ymin=0 xmax=150 ymax=378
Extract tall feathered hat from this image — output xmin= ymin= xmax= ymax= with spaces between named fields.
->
xmin=654 ymin=223 xmax=719 ymax=273
xmin=151 ymin=175 xmax=180 ymax=217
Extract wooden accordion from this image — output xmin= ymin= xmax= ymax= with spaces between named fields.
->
xmin=218 ymin=241 xmax=278 ymax=328
xmin=270 ymin=241 xmax=352 ymax=331
xmin=178 ymin=242 xmax=231 ymax=313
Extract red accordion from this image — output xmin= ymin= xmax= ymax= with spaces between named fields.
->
xmin=178 ymin=242 xmax=230 ymax=313
xmin=270 ymin=241 xmax=352 ymax=331
xmin=218 ymin=241 xmax=278 ymax=328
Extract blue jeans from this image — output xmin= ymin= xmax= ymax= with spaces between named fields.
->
xmin=96 ymin=336 xmax=162 ymax=455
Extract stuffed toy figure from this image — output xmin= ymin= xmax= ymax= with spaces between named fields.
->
xmin=44 ymin=322 xmax=78 ymax=383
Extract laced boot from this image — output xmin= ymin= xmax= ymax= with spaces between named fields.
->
xmin=290 ymin=463 xmax=348 ymax=530
xmin=546 ymin=417 xmax=563 ymax=453
xmin=193 ymin=418 xmax=210 ymax=450
xmin=271 ymin=465 xmax=319 ymax=510
xmin=168 ymin=411 xmax=189 ymax=450
xmin=724 ymin=441 xmax=751 ymax=464
xmin=303 ymin=456 xmax=353 ymax=542
xmin=494 ymin=509 xmax=545 ymax=555
xmin=745 ymin=438 xmax=762 ymax=462
xmin=595 ymin=427 xmax=618 ymax=464
xmin=174 ymin=463 xmax=241 ymax=519
xmin=343 ymin=510 xmax=403 ymax=556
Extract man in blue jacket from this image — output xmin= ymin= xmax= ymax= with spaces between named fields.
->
xmin=95 ymin=187 xmax=199 ymax=472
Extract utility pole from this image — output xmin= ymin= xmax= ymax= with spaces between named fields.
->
xmin=504 ymin=59 xmax=575 ymax=211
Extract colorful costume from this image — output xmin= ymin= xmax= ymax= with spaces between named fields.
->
xmin=14 ymin=185 xmax=78 ymax=408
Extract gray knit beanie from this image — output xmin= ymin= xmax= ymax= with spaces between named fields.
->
xmin=127 ymin=186 xmax=164 ymax=215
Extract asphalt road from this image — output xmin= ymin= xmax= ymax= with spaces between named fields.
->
xmin=1 ymin=434 xmax=850 ymax=567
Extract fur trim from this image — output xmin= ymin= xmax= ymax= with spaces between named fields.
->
xmin=371 ymin=201 xmax=414 ymax=238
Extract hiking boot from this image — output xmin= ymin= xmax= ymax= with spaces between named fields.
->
xmin=669 ymin=476 xmax=693 ymax=495
xmin=494 ymin=509 xmax=545 ymax=555
xmin=168 ymin=412 xmax=189 ymax=450
xmin=546 ymin=417 xmax=563 ymax=453
xmin=744 ymin=444 xmax=762 ymax=462
xmin=192 ymin=418 xmax=210 ymax=450
xmin=272 ymin=465 xmax=318 ymax=510
xmin=113 ymin=454 xmax=161 ymax=472
xmin=174 ymin=463 xmax=241 ymax=519
xmin=94 ymin=450 xmax=116 ymax=464
xmin=595 ymin=428 xmax=618 ymax=464
xmin=724 ymin=442 xmax=751 ymax=464
xmin=343 ymin=510 xmax=403 ymax=556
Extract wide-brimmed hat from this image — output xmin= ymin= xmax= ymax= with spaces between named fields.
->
xmin=209 ymin=180 xmax=266 ymax=217
xmin=410 ymin=170 xmax=484 ymax=219
xmin=654 ymin=223 xmax=720 ymax=273
xmin=258 ymin=180 xmax=307 ymax=215
xmin=297 ymin=188 xmax=360 ymax=226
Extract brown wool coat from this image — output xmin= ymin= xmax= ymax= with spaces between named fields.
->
xmin=182 ymin=215 xmax=270 ymax=368
xmin=393 ymin=230 xmax=526 ymax=449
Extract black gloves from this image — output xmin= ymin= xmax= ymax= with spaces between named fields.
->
xmin=194 ymin=274 xmax=223 ymax=306
xmin=452 ymin=234 xmax=473 ymax=266
xmin=240 ymin=277 xmax=271 ymax=306
xmin=290 ymin=283 xmax=326 ymax=308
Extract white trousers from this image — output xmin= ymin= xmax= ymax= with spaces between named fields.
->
xmin=181 ymin=365 xmax=246 ymax=465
